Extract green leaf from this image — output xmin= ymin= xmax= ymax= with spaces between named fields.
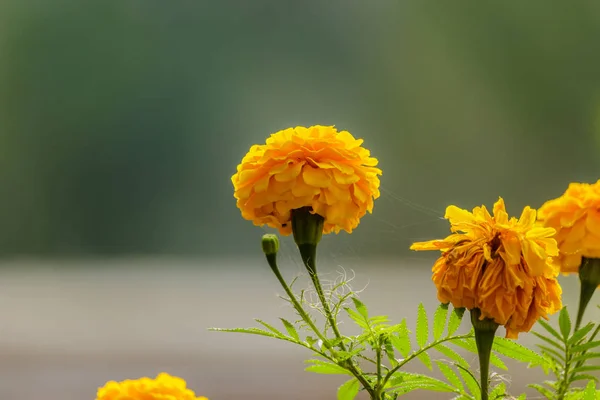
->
xmin=345 ymin=308 xmax=369 ymax=330
xmin=571 ymin=365 xmax=600 ymax=375
xmin=515 ymin=394 xmax=527 ymax=400
xmin=558 ymin=307 xmax=572 ymax=340
xmin=572 ymin=340 xmax=600 ymax=353
xmin=388 ymin=372 xmax=456 ymax=395
xmin=570 ymin=374 xmax=599 ymax=383
xmin=416 ymin=303 xmax=429 ymax=348
xmin=209 ymin=327 xmax=283 ymax=339
xmin=530 ymin=383 xmax=553 ymax=399
xmin=583 ymin=380 xmax=596 ymax=400
xmin=383 ymin=337 xmax=398 ymax=367
xmin=568 ymin=323 xmax=595 ymax=345
xmin=337 ymin=378 xmax=360 ymax=400
xmin=279 ymin=318 xmax=300 ymax=341
xmin=448 ymin=307 xmax=466 ymax=336
xmin=571 ymin=352 xmax=600 ymax=363
xmin=417 ymin=351 xmax=433 ymax=370
xmin=305 ymin=360 xmax=352 ymax=376
xmin=456 ymin=364 xmax=481 ymax=397
xmin=435 ymin=344 xmax=469 ymax=367
xmin=433 ymin=303 xmax=449 ymax=340
xmin=533 ymin=331 xmax=565 ymax=351
xmin=493 ymin=337 xmax=547 ymax=366
xmin=489 ymin=382 xmax=506 ymax=399
xmin=436 ymin=361 xmax=464 ymax=391
xmin=391 ymin=319 xmax=411 ymax=358
xmin=351 ymin=297 xmax=368 ymax=319
xmin=255 ymin=319 xmax=286 ymax=337
xmin=452 ymin=337 xmax=506 ymax=370
xmin=538 ymin=344 xmax=566 ymax=363
xmin=538 ymin=319 xmax=564 ymax=343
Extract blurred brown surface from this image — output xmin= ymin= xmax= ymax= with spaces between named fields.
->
xmin=0 ymin=258 xmax=594 ymax=399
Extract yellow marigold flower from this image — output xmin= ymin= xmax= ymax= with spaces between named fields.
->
xmin=96 ymin=372 xmax=208 ymax=400
xmin=538 ymin=179 xmax=600 ymax=274
xmin=232 ymin=125 xmax=381 ymax=235
xmin=411 ymin=198 xmax=562 ymax=338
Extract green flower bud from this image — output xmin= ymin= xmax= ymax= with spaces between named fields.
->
xmin=261 ymin=234 xmax=280 ymax=256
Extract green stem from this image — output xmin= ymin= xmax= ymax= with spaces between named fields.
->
xmin=471 ymin=309 xmax=499 ymax=400
xmin=265 ymin=253 xmax=330 ymax=347
xmin=296 ymin=243 xmax=375 ymax=397
xmin=375 ymin=339 xmax=383 ymax=399
xmin=575 ymin=281 xmax=596 ymax=331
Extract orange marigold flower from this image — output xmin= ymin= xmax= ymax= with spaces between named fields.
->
xmin=232 ymin=125 xmax=381 ymax=235
xmin=538 ymin=179 xmax=600 ymax=274
xmin=96 ymin=372 xmax=208 ymax=400
xmin=410 ymin=198 xmax=562 ymax=338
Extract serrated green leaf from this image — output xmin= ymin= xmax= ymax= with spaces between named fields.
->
xmin=456 ymin=364 xmax=481 ymax=397
xmin=345 ymin=308 xmax=369 ymax=330
xmin=569 ymin=323 xmax=595 ymax=345
xmin=255 ymin=319 xmax=286 ymax=337
xmin=384 ymin=337 xmax=398 ymax=367
xmin=452 ymin=337 xmax=506 ymax=370
xmin=515 ymin=394 xmax=526 ymax=400
xmin=533 ymin=331 xmax=565 ymax=351
xmin=433 ymin=303 xmax=449 ymax=340
xmin=584 ymin=379 xmax=596 ymax=400
xmin=538 ymin=344 xmax=566 ymax=363
xmin=436 ymin=361 xmax=464 ymax=391
xmin=417 ymin=351 xmax=433 ymax=370
xmin=337 ymin=378 xmax=360 ymax=400
xmin=571 ymin=352 xmax=600 ymax=363
xmin=351 ymin=297 xmax=368 ymax=319
xmin=448 ymin=307 xmax=466 ymax=336
xmin=572 ymin=340 xmax=600 ymax=353
xmin=388 ymin=372 xmax=456 ymax=395
xmin=305 ymin=360 xmax=352 ymax=375
xmin=489 ymin=382 xmax=506 ymax=399
xmin=209 ymin=327 xmax=283 ymax=338
xmin=436 ymin=344 xmax=469 ymax=367
xmin=559 ymin=307 xmax=572 ymax=340
xmin=538 ymin=319 xmax=564 ymax=343
xmin=493 ymin=337 xmax=547 ymax=365
xmin=530 ymin=383 xmax=553 ymax=398
xmin=416 ymin=303 xmax=429 ymax=348
xmin=279 ymin=318 xmax=300 ymax=341
xmin=571 ymin=365 xmax=600 ymax=375
xmin=570 ymin=374 xmax=599 ymax=383
xmin=391 ymin=320 xmax=411 ymax=358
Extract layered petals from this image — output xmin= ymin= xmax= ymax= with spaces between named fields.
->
xmin=538 ymin=179 xmax=600 ymax=274
xmin=96 ymin=373 xmax=208 ymax=400
xmin=411 ymin=197 xmax=562 ymax=338
xmin=232 ymin=125 xmax=382 ymax=235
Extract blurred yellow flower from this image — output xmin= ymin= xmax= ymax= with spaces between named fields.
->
xmin=96 ymin=372 xmax=208 ymax=400
xmin=232 ymin=125 xmax=381 ymax=235
xmin=411 ymin=198 xmax=562 ymax=338
xmin=538 ymin=179 xmax=600 ymax=274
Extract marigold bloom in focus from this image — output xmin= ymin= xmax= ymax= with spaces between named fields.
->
xmin=411 ymin=198 xmax=562 ymax=338
xmin=96 ymin=372 xmax=208 ymax=400
xmin=538 ymin=179 xmax=600 ymax=274
xmin=232 ymin=125 xmax=381 ymax=235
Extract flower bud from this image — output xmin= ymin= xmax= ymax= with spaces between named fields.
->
xmin=261 ymin=234 xmax=280 ymax=256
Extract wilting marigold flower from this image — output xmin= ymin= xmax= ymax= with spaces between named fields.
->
xmin=96 ymin=372 xmax=208 ymax=400
xmin=538 ymin=179 xmax=600 ymax=274
xmin=232 ymin=125 xmax=381 ymax=235
xmin=411 ymin=198 xmax=562 ymax=338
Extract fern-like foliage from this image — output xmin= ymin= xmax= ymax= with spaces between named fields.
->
xmin=530 ymin=307 xmax=600 ymax=400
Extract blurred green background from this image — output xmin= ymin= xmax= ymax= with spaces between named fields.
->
xmin=2 ymin=1 xmax=599 ymax=257
xmin=1 ymin=2 xmax=600 ymax=399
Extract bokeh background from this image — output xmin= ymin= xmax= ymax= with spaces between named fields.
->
xmin=1 ymin=1 xmax=599 ymax=399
